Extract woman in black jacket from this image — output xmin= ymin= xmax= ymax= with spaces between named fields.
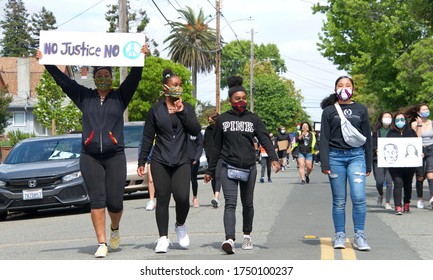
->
xmin=387 ymin=111 xmax=418 ymax=215
xmin=137 ymin=68 xmax=201 ymax=253
xmin=37 ymin=45 xmax=149 ymax=258
xmin=204 ymin=76 xmax=280 ymax=254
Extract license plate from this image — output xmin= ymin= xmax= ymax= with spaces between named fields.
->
xmin=23 ymin=188 xmax=43 ymax=200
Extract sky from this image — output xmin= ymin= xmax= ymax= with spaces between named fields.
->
xmin=2 ymin=0 xmax=347 ymax=123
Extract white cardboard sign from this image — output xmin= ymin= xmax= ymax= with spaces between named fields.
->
xmin=377 ymin=137 xmax=422 ymax=168
xmin=38 ymin=31 xmax=146 ymax=66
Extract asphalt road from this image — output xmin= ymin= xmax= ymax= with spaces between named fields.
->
xmin=2 ymin=161 xmax=433 ymax=277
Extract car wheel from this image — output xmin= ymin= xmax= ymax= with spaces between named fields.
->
xmin=0 ymin=211 xmax=7 ymax=221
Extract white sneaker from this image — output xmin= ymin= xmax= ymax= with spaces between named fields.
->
xmin=221 ymin=239 xmax=235 ymax=254
xmin=175 ymin=223 xmax=190 ymax=249
xmin=155 ymin=236 xmax=170 ymax=253
xmin=94 ymin=243 xmax=108 ymax=258
xmin=109 ymin=228 xmax=120 ymax=250
xmin=146 ymin=200 xmax=155 ymax=211
xmin=385 ymin=203 xmax=393 ymax=210
xmin=429 ymin=198 xmax=433 ymax=208
xmin=211 ymin=197 xmax=221 ymax=208
xmin=417 ymin=200 xmax=425 ymax=209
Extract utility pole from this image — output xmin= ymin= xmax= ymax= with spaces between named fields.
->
xmin=215 ymin=0 xmax=221 ymax=113
xmin=119 ymin=0 xmax=129 ymax=121
xmin=249 ymin=28 xmax=254 ymax=112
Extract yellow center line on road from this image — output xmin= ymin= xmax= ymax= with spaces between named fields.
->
xmin=320 ymin=237 xmax=357 ymax=260
xmin=320 ymin=237 xmax=334 ymax=260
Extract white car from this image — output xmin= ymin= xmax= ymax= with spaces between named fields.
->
xmin=124 ymin=122 xmax=148 ymax=194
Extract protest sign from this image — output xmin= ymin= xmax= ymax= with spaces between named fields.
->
xmin=378 ymin=137 xmax=422 ymax=168
xmin=39 ymin=31 xmax=146 ymax=66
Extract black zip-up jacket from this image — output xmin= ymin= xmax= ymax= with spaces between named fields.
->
xmin=187 ymin=132 xmax=204 ymax=162
xmin=206 ymin=110 xmax=278 ymax=178
xmin=138 ymin=100 xmax=201 ymax=167
xmin=203 ymin=125 xmax=215 ymax=159
xmin=320 ymin=101 xmax=372 ymax=173
xmin=45 ymin=64 xmax=142 ymax=156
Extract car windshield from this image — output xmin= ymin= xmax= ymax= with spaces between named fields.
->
xmin=4 ymin=138 xmax=82 ymax=164
xmin=124 ymin=125 xmax=143 ymax=148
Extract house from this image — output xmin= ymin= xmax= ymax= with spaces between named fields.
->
xmin=0 ymin=57 xmax=92 ymax=136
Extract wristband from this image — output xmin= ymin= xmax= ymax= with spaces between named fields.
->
xmin=417 ymin=124 xmax=423 ymax=127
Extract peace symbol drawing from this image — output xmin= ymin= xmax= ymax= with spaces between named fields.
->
xmin=123 ymin=41 xmax=142 ymax=59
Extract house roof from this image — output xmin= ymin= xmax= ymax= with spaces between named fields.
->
xmin=0 ymin=57 xmax=70 ymax=97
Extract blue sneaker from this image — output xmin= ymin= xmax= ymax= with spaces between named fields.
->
xmin=268 ymin=178 xmax=272 ymax=183
xmin=354 ymin=231 xmax=371 ymax=251
xmin=334 ymin=232 xmax=346 ymax=249
xmin=259 ymin=177 xmax=264 ymax=183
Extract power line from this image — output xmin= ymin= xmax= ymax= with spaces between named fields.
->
xmin=57 ymin=0 xmax=107 ymax=28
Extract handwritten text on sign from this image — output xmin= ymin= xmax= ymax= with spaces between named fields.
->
xmin=39 ymin=31 xmax=146 ymax=67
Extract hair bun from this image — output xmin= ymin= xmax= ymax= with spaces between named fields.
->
xmin=162 ymin=68 xmax=174 ymax=79
xmin=227 ymin=75 xmax=243 ymax=88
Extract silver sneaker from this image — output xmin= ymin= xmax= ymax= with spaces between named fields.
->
xmin=211 ymin=197 xmax=221 ymax=208
xmin=376 ymin=195 xmax=383 ymax=207
xmin=242 ymin=236 xmax=253 ymax=250
xmin=334 ymin=232 xmax=346 ymax=249
xmin=354 ymin=231 xmax=371 ymax=251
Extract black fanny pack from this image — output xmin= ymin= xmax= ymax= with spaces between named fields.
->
xmin=423 ymin=144 xmax=433 ymax=157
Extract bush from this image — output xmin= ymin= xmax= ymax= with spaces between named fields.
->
xmin=6 ymin=130 xmax=35 ymax=146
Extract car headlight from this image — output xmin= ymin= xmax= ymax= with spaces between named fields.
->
xmin=62 ymin=171 xmax=82 ymax=182
xmin=0 ymin=180 xmax=5 ymax=188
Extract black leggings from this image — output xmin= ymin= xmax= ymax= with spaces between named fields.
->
xmin=80 ymin=152 xmax=126 ymax=212
xmin=191 ymin=162 xmax=199 ymax=196
xmin=151 ymin=160 xmax=191 ymax=237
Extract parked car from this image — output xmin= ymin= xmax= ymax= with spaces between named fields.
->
xmin=0 ymin=134 xmax=89 ymax=221
xmin=123 ymin=121 xmax=148 ymax=194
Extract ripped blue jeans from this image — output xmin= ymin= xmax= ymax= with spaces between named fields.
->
xmin=328 ymin=147 xmax=367 ymax=234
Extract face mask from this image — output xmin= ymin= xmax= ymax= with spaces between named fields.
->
xmin=94 ymin=77 xmax=112 ymax=91
xmin=420 ymin=111 xmax=430 ymax=118
xmin=164 ymin=84 xmax=183 ymax=97
xmin=336 ymin=88 xmax=353 ymax=101
xmin=208 ymin=120 xmax=215 ymax=126
xmin=395 ymin=121 xmax=406 ymax=129
xmin=281 ymin=130 xmax=286 ymax=134
xmin=382 ymin=118 xmax=392 ymax=126
xmin=231 ymin=100 xmax=247 ymax=113
xmin=296 ymin=126 xmax=300 ymax=130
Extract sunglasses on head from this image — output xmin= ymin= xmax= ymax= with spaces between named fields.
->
xmin=395 ymin=118 xmax=406 ymax=122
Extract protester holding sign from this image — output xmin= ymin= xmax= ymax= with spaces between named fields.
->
xmin=387 ymin=112 xmax=418 ymax=215
xmin=137 ymin=68 xmax=201 ymax=254
xmin=319 ymin=76 xmax=372 ymax=251
xmin=204 ymin=75 xmax=280 ymax=255
xmin=36 ymin=44 xmax=149 ymax=258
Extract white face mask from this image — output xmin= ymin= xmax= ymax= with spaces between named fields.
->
xmin=382 ymin=118 xmax=392 ymax=126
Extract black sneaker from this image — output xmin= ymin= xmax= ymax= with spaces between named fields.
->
xmin=305 ymin=175 xmax=310 ymax=183
xmin=301 ymin=180 xmax=306 ymax=185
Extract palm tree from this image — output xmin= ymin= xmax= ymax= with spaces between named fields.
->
xmin=164 ymin=6 xmax=217 ymax=99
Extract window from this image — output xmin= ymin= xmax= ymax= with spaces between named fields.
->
xmin=13 ymin=112 xmax=26 ymax=126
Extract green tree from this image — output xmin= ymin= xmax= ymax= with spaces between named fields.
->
xmin=0 ymin=86 xmax=13 ymax=134
xmin=0 ymin=0 xmax=32 ymax=57
xmin=407 ymin=0 xmax=433 ymax=29
xmin=34 ymin=70 xmax=82 ymax=134
xmin=163 ymin=6 xmax=217 ymax=99
xmin=29 ymin=6 xmax=57 ymax=55
xmin=395 ymin=37 xmax=433 ymax=104
xmin=127 ymin=56 xmax=195 ymax=121
xmin=312 ymin=0 xmax=428 ymax=112
xmin=105 ymin=1 xmax=159 ymax=56
xmin=220 ymin=40 xmax=287 ymax=89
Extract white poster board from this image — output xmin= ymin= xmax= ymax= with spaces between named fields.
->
xmin=39 ymin=31 xmax=146 ymax=67
xmin=378 ymin=137 xmax=422 ymax=167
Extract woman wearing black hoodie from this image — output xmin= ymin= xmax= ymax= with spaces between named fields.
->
xmin=386 ymin=111 xmax=418 ymax=215
xmin=204 ymin=76 xmax=280 ymax=254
